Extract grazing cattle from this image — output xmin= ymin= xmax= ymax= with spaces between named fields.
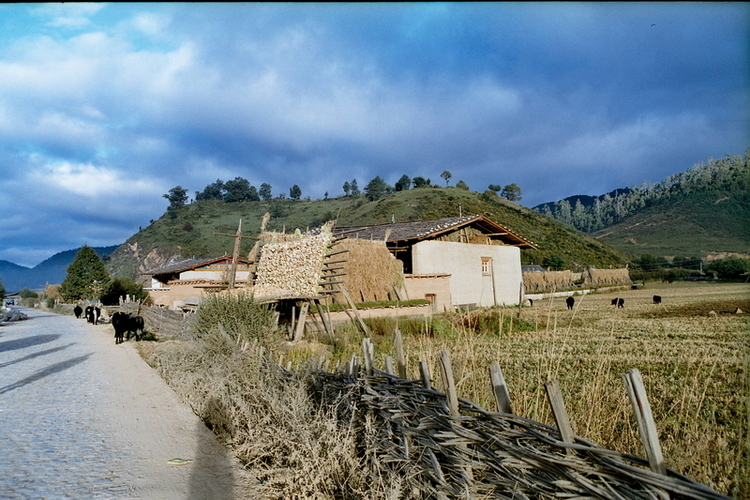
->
xmin=73 ymin=305 xmax=83 ymax=319
xmin=127 ymin=315 xmax=145 ymax=341
xmin=653 ymin=295 xmax=662 ymax=304
xmin=565 ymin=297 xmax=575 ymax=310
xmin=85 ymin=306 xmax=101 ymax=324
xmin=616 ymin=298 xmax=625 ymax=308
xmin=112 ymin=311 xmax=129 ymax=344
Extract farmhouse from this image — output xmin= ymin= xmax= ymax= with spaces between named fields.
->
xmin=336 ymin=215 xmax=537 ymax=310
xmin=143 ymin=255 xmax=252 ymax=310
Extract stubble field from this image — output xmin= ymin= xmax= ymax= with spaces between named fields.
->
xmin=371 ymin=281 xmax=748 ymax=497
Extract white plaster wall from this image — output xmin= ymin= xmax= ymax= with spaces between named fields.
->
xmin=411 ymin=241 xmax=522 ymax=307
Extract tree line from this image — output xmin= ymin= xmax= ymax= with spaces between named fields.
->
xmin=163 ymin=170 xmax=523 ymax=211
xmin=534 ymin=151 xmax=750 ymax=233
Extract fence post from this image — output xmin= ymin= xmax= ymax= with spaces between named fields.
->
xmin=544 ymin=380 xmax=575 ymax=454
xmin=362 ymin=338 xmax=374 ymax=376
xmin=489 ymin=361 xmax=513 ymax=414
xmin=419 ymin=360 xmax=432 ymax=390
xmin=394 ymin=328 xmax=407 ymax=379
xmin=437 ymin=350 xmax=459 ymax=417
xmin=623 ymin=369 xmax=667 ymax=475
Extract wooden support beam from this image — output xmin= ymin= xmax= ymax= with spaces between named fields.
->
xmin=419 ymin=360 xmax=432 ymax=390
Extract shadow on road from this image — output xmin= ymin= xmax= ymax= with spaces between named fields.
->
xmin=187 ymin=404 xmax=237 ymax=500
xmin=0 ymin=353 xmax=92 ymax=395
xmin=0 ymin=343 xmax=75 ymax=369
xmin=0 ymin=334 xmax=61 ymax=353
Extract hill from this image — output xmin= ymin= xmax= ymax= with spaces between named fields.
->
xmin=0 ymin=246 xmax=119 ymax=292
xmin=533 ymin=151 xmax=750 ymax=258
xmin=107 ymin=187 xmax=630 ymax=282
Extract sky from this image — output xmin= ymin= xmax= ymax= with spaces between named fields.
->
xmin=0 ymin=3 xmax=748 ymax=268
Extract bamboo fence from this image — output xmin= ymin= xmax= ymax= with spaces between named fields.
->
xmin=264 ymin=334 xmax=731 ymax=500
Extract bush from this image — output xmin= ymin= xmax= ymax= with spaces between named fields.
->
xmin=193 ymin=291 xmax=280 ymax=348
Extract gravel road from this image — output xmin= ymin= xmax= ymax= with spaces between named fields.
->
xmin=0 ymin=307 xmax=260 ymax=500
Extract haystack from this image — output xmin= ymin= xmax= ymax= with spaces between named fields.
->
xmin=522 ymin=270 xmax=575 ymax=293
xmin=582 ymin=268 xmax=631 ymax=287
xmin=331 ymin=239 xmax=404 ymax=303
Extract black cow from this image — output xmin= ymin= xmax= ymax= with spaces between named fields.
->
xmin=85 ymin=306 xmax=101 ymax=324
xmin=112 ymin=311 xmax=129 ymax=344
xmin=611 ymin=298 xmax=625 ymax=308
xmin=653 ymin=295 xmax=662 ymax=304
xmin=565 ymin=297 xmax=575 ymax=310
xmin=73 ymin=305 xmax=83 ymax=319
xmin=127 ymin=315 xmax=144 ymax=341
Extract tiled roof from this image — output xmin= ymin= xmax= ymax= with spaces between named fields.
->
xmin=335 ymin=215 xmax=537 ymax=249
xmin=142 ymin=255 xmax=250 ymax=276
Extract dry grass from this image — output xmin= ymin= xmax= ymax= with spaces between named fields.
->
xmin=142 ymin=282 xmax=748 ymax=498
xmin=582 ymin=267 xmax=632 ymax=287
xmin=303 ymin=281 xmax=749 ymax=498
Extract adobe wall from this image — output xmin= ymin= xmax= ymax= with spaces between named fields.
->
xmin=411 ymin=240 xmax=522 ymax=307
xmin=401 ymin=274 xmax=453 ymax=313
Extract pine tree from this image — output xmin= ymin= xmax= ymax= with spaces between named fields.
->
xmin=59 ymin=246 xmax=111 ymax=302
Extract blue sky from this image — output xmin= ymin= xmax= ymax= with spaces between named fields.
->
xmin=0 ymin=3 xmax=747 ymax=267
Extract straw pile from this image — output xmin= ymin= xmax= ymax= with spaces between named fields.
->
xmin=522 ymin=270 xmax=575 ymax=293
xmin=582 ymin=268 xmax=632 ymax=287
xmin=252 ymin=228 xmax=333 ymax=300
xmin=333 ymin=239 xmax=404 ymax=302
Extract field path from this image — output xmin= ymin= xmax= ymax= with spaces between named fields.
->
xmin=0 ymin=307 xmax=260 ymax=500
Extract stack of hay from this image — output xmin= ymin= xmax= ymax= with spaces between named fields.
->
xmin=331 ymin=239 xmax=404 ymax=303
xmin=252 ymin=226 xmax=334 ymax=300
xmin=582 ymin=268 xmax=632 ymax=287
xmin=522 ymin=270 xmax=575 ymax=293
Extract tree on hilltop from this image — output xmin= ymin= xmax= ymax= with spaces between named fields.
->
xmin=395 ymin=174 xmax=411 ymax=191
xmin=441 ymin=170 xmax=452 ymax=186
xmin=259 ymin=183 xmax=273 ymax=201
xmin=59 ymin=246 xmax=111 ymax=302
xmin=195 ymin=179 xmax=225 ymax=201
xmin=164 ymin=186 xmax=189 ymax=211
xmin=365 ymin=176 xmax=387 ymax=201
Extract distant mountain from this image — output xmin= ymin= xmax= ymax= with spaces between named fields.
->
xmin=532 ymin=152 xmax=750 ymax=258
xmin=0 ymin=246 xmax=119 ymax=292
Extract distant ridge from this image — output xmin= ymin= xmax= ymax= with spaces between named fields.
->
xmin=532 ymin=152 xmax=749 ymax=257
xmin=0 ymin=246 xmax=119 ymax=292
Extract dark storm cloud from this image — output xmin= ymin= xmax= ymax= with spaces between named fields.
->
xmin=0 ymin=3 xmax=746 ymax=267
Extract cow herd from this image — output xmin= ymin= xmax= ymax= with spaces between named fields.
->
xmin=558 ymin=295 xmax=664 ymax=310
xmin=75 ymin=304 xmax=145 ymax=345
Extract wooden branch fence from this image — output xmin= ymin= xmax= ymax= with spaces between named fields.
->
xmin=267 ymin=330 xmax=731 ymax=500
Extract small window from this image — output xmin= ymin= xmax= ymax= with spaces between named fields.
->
xmin=481 ymin=257 xmax=492 ymax=275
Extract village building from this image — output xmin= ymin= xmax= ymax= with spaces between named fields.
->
xmin=143 ymin=255 xmax=252 ymax=310
xmin=335 ymin=215 xmax=537 ymax=311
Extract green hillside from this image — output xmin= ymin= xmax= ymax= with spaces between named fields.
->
xmin=592 ymin=189 xmax=750 ymax=258
xmin=535 ymin=151 xmax=750 ymax=259
xmin=108 ymin=187 xmax=629 ymax=280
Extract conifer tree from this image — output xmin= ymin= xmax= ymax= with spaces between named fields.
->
xmin=59 ymin=246 xmax=111 ymax=302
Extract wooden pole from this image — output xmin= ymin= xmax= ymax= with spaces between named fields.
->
xmin=544 ymin=380 xmax=575 ymax=455
xmin=489 ymin=361 xmax=513 ymax=414
xmin=438 ymin=350 xmax=459 ymax=417
xmin=292 ymin=301 xmax=309 ymax=342
xmin=394 ymin=328 xmax=407 ymax=379
xmin=419 ymin=360 xmax=432 ymax=390
xmin=623 ymin=369 xmax=667 ymax=475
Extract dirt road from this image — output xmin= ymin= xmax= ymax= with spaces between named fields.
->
xmin=0 ymin=307 xmax=260 ymax=499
